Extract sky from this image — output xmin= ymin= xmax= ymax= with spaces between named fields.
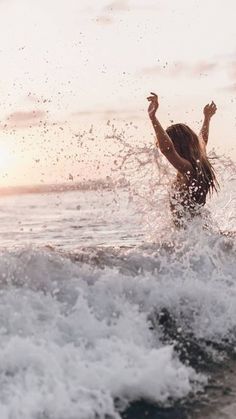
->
xmin=0 ymin=0 xmax=235 ymax=186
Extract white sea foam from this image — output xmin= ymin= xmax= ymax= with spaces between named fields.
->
xmin=0 ymin=226 xmax=235 ymax=418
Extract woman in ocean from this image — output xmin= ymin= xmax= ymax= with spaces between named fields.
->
xmin=147 ymin=92 xmax=218 ymax=227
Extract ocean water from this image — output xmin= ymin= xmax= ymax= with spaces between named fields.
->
xmin=0 ymin=153 xmax=235 ymax=419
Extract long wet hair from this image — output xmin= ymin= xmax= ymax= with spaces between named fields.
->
xmin=166 ymin=123 xmax=218 ymax=196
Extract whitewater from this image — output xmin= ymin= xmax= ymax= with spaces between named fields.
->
xmin=0 ymin=145 xmax=235 ymax=418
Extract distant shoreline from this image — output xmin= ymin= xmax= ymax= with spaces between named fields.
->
xmin=0 ymin=179 xmax=129 ymax=197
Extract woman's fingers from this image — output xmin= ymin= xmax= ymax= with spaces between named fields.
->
xmin=147 ymin=92 xmax=158 ymax=102
xmin=204 ymin=101 xmax=217 ymax=116
xmin=204 ymin=101 xmax=217 ymax=117
xmin=210 ymin=102 xmax=217 ymax=113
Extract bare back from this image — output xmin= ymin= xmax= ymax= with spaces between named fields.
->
xmin=170 ymin=171 xmax=208 ymax=226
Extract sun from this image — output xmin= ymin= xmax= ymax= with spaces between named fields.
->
xmin=0 ymin=144 xmax=20 ymax=186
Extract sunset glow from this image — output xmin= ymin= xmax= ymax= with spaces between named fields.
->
xmin=0 ymin=0 xmax=235 ymax=186
xmin=0 ymin=147 xmax=14 ymax=171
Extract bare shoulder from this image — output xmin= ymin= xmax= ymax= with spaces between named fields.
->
xmin=163 ymin=146 xmax=194 ymax=175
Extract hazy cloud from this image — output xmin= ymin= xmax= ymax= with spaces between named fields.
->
xmin=104 ymin=0 xmax=130 ymax=12
xmin=104 ymin=0 xmax=161 ymax=12
xmin=5 ymin=110 xmax=47 ymax=128
xmin=221 ymin=83 xmax=236 ymax=92
xmin=191 ymin=62 xmax=218 ymax=76
xmin=142 ymin=60 xmax=218 ymax=77
xmin=71 ymin=108 xmax=141 ymax=120
xmin=95 ymin=15 xmax=114 ymax=25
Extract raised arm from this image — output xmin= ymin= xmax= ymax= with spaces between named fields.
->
xmin=199 ymin=101 xmax=217 ymax=146
xmin=147 ymin=93 xmax=193 ymax=174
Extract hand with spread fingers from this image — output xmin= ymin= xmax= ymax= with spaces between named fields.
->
xmin=147 ymin=92 xmax=159 ymax=120
xmin=203 ymin=101 xmax=217 ymax=119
